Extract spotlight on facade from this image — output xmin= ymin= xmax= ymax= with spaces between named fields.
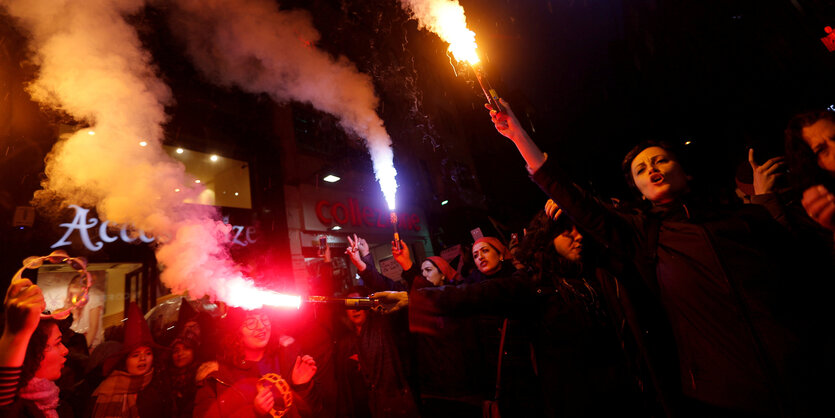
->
xmin=441 ymin=200 xmax=449 ymax=206
xmin=331 ymin=225 xmax=342 ymax=231
xmin=323 ymin=174 xmax=341 ymax=183
xmin=176 ymin=148 xmax=184 ymax=154
xmin=210 ymin=155 xmax=219 ymax=162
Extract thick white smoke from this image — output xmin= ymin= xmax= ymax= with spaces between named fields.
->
xmin=2 ymin=0 xmax=275 ymax=308
xmin=170 ymin=0 xmax=399 ymax=209
xmin=399 ymin=0 xmax=479 ymax=63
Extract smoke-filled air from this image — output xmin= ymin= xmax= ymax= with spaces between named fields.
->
xmin=170 ymin=0 xmax=399 ymax=210
xmin=1 ymin=0 xmax=306 ymax=309
xmin=399 ymin=0 xmax=480 ymax=64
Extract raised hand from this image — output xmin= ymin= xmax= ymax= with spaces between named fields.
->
xmin=345 ymin=234 xmax=367 ymax=271
xmin=291 ymin=355 xmax=317 ymax=385
xmin=802 ymin=185 xmax=835 ymax=232
xmin=544 ymin=199 xmax=564 ymax=221
xmin=1 ymin=279 xmax=46 ymax=366
xmin=356 ymin=237 xmax=370 ymax=257
xmin=369 ymin=291 xmax=409 ymax=314
xmin=748 ymin=149 xmax=786 ymax=196
xmin=391 ymin=240 xmax=412 ymax=270
xmin=486 ymin=98 xmax=525 ymax=142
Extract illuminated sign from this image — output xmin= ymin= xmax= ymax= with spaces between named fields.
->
xmin=51 ymin=205 xmax=256 ymax=251
xmin=314 ymin=198 xmax=421 ymax=232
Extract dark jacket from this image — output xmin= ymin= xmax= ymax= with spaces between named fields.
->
xmin=335 ymin=314 xmax=418 ymax=418
xmin=531 ymin=156 xmax=822 ymax=416
xmin=192 ymin=341 xmax=317 ymax=418
xmin=415 ymin=266 xmax=635 ymax=418
xmin=359 ymin=256 xmax=485 ymax=405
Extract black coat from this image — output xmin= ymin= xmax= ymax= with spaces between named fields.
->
xmin=530 ymin=156 xmax=825 ymax=416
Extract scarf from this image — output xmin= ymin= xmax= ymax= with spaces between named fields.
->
xmin=19 ymin=377 xmax=59 ymax=418
xmin=92 ymin=368 xmax=153 ymax=418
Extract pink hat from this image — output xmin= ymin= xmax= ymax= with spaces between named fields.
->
xmin=473 ymin=237 xmax=511 ymax=260
xmin=425 ymin=256 xmax=461 ymax=283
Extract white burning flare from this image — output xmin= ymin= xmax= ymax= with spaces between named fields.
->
xmin=170 ymin=0 xmax=398 ymax=210
xmin=3 ymin=0 xmax=297 ymax=309
xmin=399 ymin=0 xmax=480 ymax=64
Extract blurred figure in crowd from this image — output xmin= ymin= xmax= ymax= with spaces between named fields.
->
xmin=334 ymin=285 xmax=418 ymax=418
xmin=90 ymin=302 xmax=172 ymax=417
xmin=193 ymin=308 xmax=319 ymax=417
xmin=785 ymin=109 xmax=835 ymax=237
xmin=166 ymin=333 xmax=200 ymax=417
xmin=399 ymin=208 xmax=635 ymax=417
xmin=346 ymin=236 xmax=483 ymax=417
xmin=65 ymin=274 xmax=104 ymax=352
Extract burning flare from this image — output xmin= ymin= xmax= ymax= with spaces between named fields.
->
xmin=170 ymin=0 xmax=398 ymax=210
xmin=400 ymin=0 xmax=503 ymax=112
xmin=399 ymin=0 xmax=480 ymax=64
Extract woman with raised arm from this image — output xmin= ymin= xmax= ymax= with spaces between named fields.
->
xmin=1 ymin=279 xmax=72 ymax=417
xmin=487 ymin=99 xmax=823 ymax=417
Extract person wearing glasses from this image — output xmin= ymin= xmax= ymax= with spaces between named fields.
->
xmin=193 ymin=308 xmax=319 ymax=417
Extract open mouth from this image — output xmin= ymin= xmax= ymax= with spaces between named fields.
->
xmin=650 ymin=173 xmax=664 ymax=184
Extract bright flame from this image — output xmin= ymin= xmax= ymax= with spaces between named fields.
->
xmin=223 ymin=278 xmax=301 ymax=309
xmin=401 ymin=0 xmax=480 ymax=64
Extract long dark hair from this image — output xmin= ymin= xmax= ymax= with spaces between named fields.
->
xmin=20 ymin=319 xmax=59 ymax=386
xmin=515 ymin=212 xmax=584 ymax=283
xmin=514 ymin=212 xmax=603 ymax=318
xmin=218 ymin=308 xmax=280 ymax=366
xmin=785 ymin=110 xmax=835 ymax=189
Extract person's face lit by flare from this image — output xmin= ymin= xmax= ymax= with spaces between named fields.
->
xmin=630 ymin=146 xmax=689 ymax=204
xmin=126 ymin=346 xmax=153 ymax=376
xmin=802 ymin=118 xmax=835 ymax=174
xmin=473 ymin=242 xmax=502 ymax=275
xmin=553 ymin=226 xmax=584 ymax=263
xmin=240 ymin=313 xmax=271 ymax=350
xmin=421 ymin=260 xmax=445 ymax=286
xmin=345 ymin=292 xmax=368 ymax=329
xmin=34 ymin=324 xmax=68 ymax=381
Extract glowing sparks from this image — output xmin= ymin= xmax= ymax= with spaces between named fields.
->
xmin=401 ymin=0 xmax=480 ymax=64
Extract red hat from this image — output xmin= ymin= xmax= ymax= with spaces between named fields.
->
xmin=103 ymin=302 xmax=165 ymax=375
xmin=425 ymin=256 xmax=461 ymax=283
xmin=473 ymin=237 xmax=510 ymax=259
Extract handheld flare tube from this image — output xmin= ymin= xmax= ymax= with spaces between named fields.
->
xmin=308 ymin=295 xmax=378 ymax=310
xmin=390 ymin=212 xmax=401 ymax=251
xmin=473 ymin=65 xmax=504 ymax=114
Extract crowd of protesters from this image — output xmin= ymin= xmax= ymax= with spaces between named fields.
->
xmin=1 ymin=103 xmax=834 ymax=418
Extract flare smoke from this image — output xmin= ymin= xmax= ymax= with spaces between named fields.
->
xmin=3 ymin=0 xmax=300 ymax=309
xmin=170 ymin=0 xmax=398 ymax=210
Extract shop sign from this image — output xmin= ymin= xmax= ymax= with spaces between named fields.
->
xmin=51 ymin=205 xmax=257 ymax=251
xmin=314 ymin=198 xmax=421 ymax=232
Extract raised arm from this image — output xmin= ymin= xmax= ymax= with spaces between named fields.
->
xmin=488 ymin=99 xmax=642 ymax=260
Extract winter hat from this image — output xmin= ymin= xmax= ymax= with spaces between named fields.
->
xmin=103 ymin=303 xmax=164 ymax=375
xmin=425 ymin=256 xmax=461 ymax=283
xmin=121 ymin=302 xmax=165 ymax=354
xmin=473 ymin=237 xmax=511 ymax=260
xmin=175 ymin=299 xmax=200 ymax=330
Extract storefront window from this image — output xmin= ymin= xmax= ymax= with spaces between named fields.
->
xmin=163 ymin=146 xmax=252 ymax=209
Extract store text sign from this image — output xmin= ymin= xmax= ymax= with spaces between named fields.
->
xmin=315 ymin=198 xmax=421 ymax=232
xmin=51 ymin=205 xmax=256 ymax=251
